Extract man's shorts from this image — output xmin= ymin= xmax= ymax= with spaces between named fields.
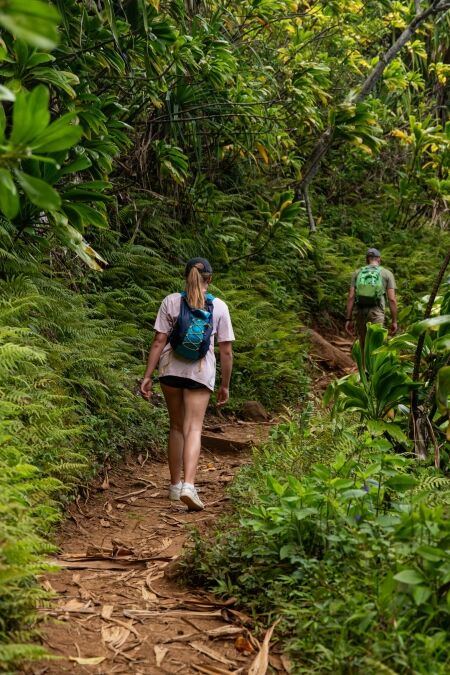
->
xmin=354 ymin=306 xmax=385 ymax=339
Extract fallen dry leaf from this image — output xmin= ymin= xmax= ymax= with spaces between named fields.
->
xmin=142 ymin=587 xmax=158 ymax=603
xmin=78 ymin=587 xmax=95 ymax=601
xmin=59 ymin=599 xmax=91 ymax=612
xmin=280 ymin=655 xmax=292 ymax=673
xmin=40 ymin=579 xmax=55 ymax=593
xmin=206 ymin=625 xmax=243 ymax=639
xmin=100 ymin=518 xmax=111 ymax=528
xmin=101 ymin=604 xmax=114 ymax=620
xmin=248 ymin=620 xmax=280 ymax=675
xmin=235 ymin=635 xmax=255 ymax=653
xmin=189 ymin=641 xmax=236 ymax=667
xmin=158 ymin=537 xmax=173 ymax=552
xmin=269 ymin=654 xmax=284 ymax=672
xmin=85 ymin=544 xmax=109 ymax=557
xmin=123 ymin=609 xmax=222 ymax=619
xmin=221 ymin=607 xmax=253 ymax=626
xmin=49 ymin=555 xmax=172 ymax=570
xmin=191 ymin=664 xmax=236 ymax=675
xmin=115 ymin=487 xmax=148 ymax=501
xmin=111 ymin=539 xmax=134 ymax=557
xmin=101 ymin=624 xmax=130 ymax=650
xmin=68 ymin=656 xmax=105 ymax=665
xmin=154 ymin=644 xmax=168 ymax=667
xmin=101 ymin=473 xmax=109 ymax=490
xmin=164 ymin=625 xmax=243 ymax=644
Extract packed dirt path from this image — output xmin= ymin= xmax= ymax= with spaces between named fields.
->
xmin=26 ymin=421 xmax=272 ymax=675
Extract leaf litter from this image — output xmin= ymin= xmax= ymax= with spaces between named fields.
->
xmin=31 ymin=423 xmax=279 ymax=674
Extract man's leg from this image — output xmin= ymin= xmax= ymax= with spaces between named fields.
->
xmin=359 ymin=307 xmax=385 ymax=371
xmin=367 ymin=307 xmax=385 ymax=326
xmin=354 ymin=309 xmax=368 ymax=369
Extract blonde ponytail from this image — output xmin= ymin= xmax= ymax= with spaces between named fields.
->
xmin=185 ymin=264 xmax=211 ymax=308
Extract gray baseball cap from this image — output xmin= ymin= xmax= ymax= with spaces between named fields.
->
xmin=367 ymin=247 xmax=381 ymax=258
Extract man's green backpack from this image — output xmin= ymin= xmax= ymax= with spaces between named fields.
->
xmin=355 ymin=265 xmax=384 ymax=307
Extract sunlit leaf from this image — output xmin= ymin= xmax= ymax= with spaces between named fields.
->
xmin=0 ymin=0 xmax=60 ymax=49
xmin=394 ymin=569 xmax=425 ymax=585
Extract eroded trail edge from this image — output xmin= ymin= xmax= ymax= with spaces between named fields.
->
xmin=28 ymin=422 xmax=270 ymax=675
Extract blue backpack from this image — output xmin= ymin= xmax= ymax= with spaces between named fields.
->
xmin=169 ymin=292 xmax=215 ymax=361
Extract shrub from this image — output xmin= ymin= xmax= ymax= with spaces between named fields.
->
xmin=187 ymin=415 xmax=450 ymax=673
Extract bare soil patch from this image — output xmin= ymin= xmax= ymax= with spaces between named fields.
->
xmin=25 ymin=422 xmax=275 ymax=675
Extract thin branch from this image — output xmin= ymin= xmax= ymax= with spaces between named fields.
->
xmin=425 ymin=415 xmax=440 ymax=469
xmin=303 ymin=187 xmax=316 ymax=233
xmin=355 ymin=0 xmax=450 ymax=103
xmin=295 ymin=0 xmax=450 ymax=197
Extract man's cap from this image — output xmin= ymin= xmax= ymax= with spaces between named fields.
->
xmin=367 ymin=247 xmax=381 ymax=258
xmin=185 ymin=257 xmax=213 ymax=275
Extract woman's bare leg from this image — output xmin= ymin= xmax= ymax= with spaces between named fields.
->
xmin=182 ymin=388 xmax=211 ymax=484
xmin=160 ymin=384 xmax=185 ymax=484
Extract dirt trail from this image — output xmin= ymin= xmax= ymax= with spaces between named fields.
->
xmin=25 ymin=332 xmax=349 ymax=675
xmin=26 ymin=421 xmax=271 ymax=675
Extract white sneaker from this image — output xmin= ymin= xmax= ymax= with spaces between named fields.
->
xmin=180 ymin=485 xmax=204 ymax=511
xmin=168 ymin=483 xmax=181 ymax=501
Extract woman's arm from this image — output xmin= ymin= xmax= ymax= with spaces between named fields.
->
xmin=140 ymin=332 xmax=168 ymax=399
xmin=217 ymin=341 xmax=233 ymax=406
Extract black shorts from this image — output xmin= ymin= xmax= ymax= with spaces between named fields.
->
xmin=159 ymin=376 xmax=208 ymax=390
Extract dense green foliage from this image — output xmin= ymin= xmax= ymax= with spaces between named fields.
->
xmin=188 ymin=409 xmax=450 ymax=673
xmin=0 ymin=0 xmax=449 ymax=669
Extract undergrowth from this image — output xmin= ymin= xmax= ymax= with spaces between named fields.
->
xmin=0 ymin=228 xmax=167 ymax=668
xmin=0 ymin=222 xmax=309 ymax=668
xmin=187 ymin=409 xmax=450 ymax=674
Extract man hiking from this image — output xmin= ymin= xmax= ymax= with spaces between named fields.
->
xmin=345 ymin=248 xmax=398 ymax=355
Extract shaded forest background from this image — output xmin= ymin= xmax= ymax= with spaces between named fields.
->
xmin=0 ymin=0 xmax=449 ymax=670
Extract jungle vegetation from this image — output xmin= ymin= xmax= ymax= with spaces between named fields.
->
xmin=0 ymin=0 xmax=449 ymax=670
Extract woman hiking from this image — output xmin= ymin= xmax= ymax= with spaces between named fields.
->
xmin=140 ymin=258 xmax=234 ymax=511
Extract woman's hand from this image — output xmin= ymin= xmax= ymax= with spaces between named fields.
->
xmin=216 ymin=385 xmax=229 ymax=407
xmin=140 ymin=376 xmax=153 ymax=400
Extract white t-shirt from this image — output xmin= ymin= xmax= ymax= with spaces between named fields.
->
xmin=154 ymin=293 xmax=235 ymax=391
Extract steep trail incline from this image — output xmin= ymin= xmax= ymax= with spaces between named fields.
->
xmin=26 ymin=422 xmax=274 ymax=675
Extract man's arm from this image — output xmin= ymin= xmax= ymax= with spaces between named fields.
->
xmin=387 ymin=288 xmax=397 ymax=335
xmin=345 ymin=286 xmax=355 ymax=336
xmin=217 ymin=341 xmax=233 ymax=406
